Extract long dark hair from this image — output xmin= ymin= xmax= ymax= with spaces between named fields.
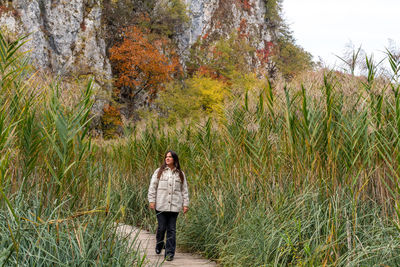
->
xmin=157 ymin=150 xmax=184 ymax=182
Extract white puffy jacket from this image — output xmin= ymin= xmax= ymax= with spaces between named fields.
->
xmin=148 ymin=167 xmax=189 ymax=212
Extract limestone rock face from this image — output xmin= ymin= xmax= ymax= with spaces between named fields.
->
xmin=179 ymin=0 xmax=273 ymax=67
xmin=178 ymin=0 xmax=219 ymax=50
xmin=1 ymin=0 xmax=112 ymax=131
xmin=2 ymin=0 xmax=111 ymax=80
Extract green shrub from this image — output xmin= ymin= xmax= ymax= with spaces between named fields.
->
xmin=188 ymin=32 xmax=255 ymax=80
xmin=151 ymin=0 xmax=189 ymax=37
xmin=273 ymin=35 xmax=314 ymax=80
xmin=264 ymin=0 xmax=284 ymax=31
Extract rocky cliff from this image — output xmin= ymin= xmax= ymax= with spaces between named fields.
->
xmin=0 ymin=0 xmax=275 ymax=127
xmin=180 ymin=0 xmax=273 ymax=68
xmin=1 ymin=0 xmax=112 ymax=130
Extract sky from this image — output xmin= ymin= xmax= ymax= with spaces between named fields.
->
xmin=282 ymin=0 xmax=400 ymax=69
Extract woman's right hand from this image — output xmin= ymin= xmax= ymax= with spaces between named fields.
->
xmin=149 ymin=202 xmax=155 ymax=210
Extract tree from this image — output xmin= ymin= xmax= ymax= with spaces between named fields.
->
xmin=262 ymin=0 xmax=313 ymax=80
xmin=335 ymin=42 xmax=365 ymax=76
xmin=264 ymin=0 xmax=284 ymax=32
xmin=156 ymin=74 xmax=228 ymax=123
xmin=188 ymin=32 xmax=255 ymax=81
xmin=273 ymin=35 xmax=313 ymax=80
xmin=109 ymin=26 xmax=180 ymax=100
xmin=151 ymin=0 xmax=189 ymax=37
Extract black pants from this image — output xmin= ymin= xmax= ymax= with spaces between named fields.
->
xmin=155 ymin=210 xmax=179 ymax=256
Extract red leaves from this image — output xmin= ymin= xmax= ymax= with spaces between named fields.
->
xmin=240 ymin=0 xmax=252 ymax=12
xmin=80 ymin=20 xmax=86 ymax=32
xmin=256 ymin=41 xmax=274 ymax=64
xmin=0 ymin=5 xmax=19 ymax=17
xmin=103 ymin=104 xmax=123 ymax=126
xmin=238 ymin=19 xmax=248 ymax=39
xmin=109 ymin=26 xmax=181 ymax=96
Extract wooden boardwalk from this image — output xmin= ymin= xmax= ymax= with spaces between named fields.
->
xmin=117 ymin=224 xmax=217 ymax=267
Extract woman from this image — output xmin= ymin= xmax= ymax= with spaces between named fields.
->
xmin=148 ymin=150 xmax=189 ymax=261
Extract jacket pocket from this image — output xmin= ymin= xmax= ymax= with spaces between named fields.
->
xmin=174 ymin=178 xmax=181 ymax=192
xmin=158 ymin=180 xmax=168 ymax=190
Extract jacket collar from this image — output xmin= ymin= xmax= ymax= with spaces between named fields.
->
xmin=165 ymin=166 xmax=176 ymax=172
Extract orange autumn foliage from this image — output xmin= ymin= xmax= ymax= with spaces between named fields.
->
xmin=109 ymin=26 xmax=180 ymax=97
xmin=101 ymin=104 xmax=123 ymax=139
xmin=240 ymin=0 xmax=252 ymax=11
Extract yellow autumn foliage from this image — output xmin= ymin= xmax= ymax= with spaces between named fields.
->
xmin=229 ymin=71 xmax=264 ymax=96
xmin=153 ymin=74 xmax=228 ymax=123
xmin=186 ymin=74 xmax=228 ymax=114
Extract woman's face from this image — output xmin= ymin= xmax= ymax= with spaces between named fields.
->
xmin=165 ymin=152 xmax=174 ymax=166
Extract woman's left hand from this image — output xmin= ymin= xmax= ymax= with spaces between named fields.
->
xmin=183 ymin=206 xmax=189 ymax=214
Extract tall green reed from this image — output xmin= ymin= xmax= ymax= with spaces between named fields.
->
xmin=0 ymin=31 xmax=144 ymax=266
xmin=99 ymin=51 xmax=400 ymax=265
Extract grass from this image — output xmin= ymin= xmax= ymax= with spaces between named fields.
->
xmin=0 ymin=32 xmax=145 ymax=265
xmin=0 ymin=197 xmax=143 ymax=266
